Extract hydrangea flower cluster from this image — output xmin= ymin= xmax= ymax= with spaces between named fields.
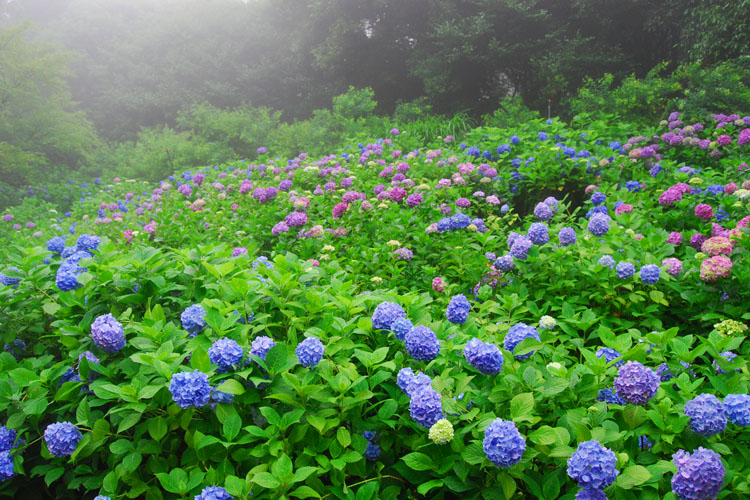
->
xmin=613 ymin=361 xmax=659 ymax=405
xmin=671 ymin=448 xmax=724 ymax=500
xmin=558 ymin=227 xmax=576 ymax=246
xmin=169 ymin=370 xmax=211 ymax=408
xmin=684 ymin=394 xmax=727 ymax=436
xmin=528 ymin=222 xmax=549 ymax=245
xmin=615 ymin=262 xmax=635 ymax=279
xmin=296 ymin=337 xmax=324 ymax=368
xmin=503 ymin=323 xmax=540 ymax=360
xmin=371 ymin=302 xmax=406 ymax=330
xmin=597 ymin=388 xmax=626 ymax=405
xmin=405 ymin=325 xmax=440 ymax=362
xmin=587 ymin=214 xmax=610 ymax=236
xmin=194 ymin=485 xmax=233 ymax=500
xmin=723 ymin=394 xmax=750 ymax=426
xmin=181 ymin=304 xmax=207 ymax=337
xmin=363 ymin=432 xmax=380 ymax=461
xmin=446 ymin=294 xmax=471 ymax=324
xmin=90 ymin=313 xmax=126 ymax=353
xmin=409 ymin=386 xmax=444 ymax=428
xmin=494 ymin=255 xmax=515 ymax=272
xmin=396 ymin=367 xmax=432 ymax=397
xmin=538 ymin=315 xmax=556 ymax=329
xmin=598 ymin=255 xmax=615 ymax=268
xmin=429 ymin=418 xmax=454 ymax=445
xmin=463 ymin=338 xmax=504 ymax=375
xmin=639 ymin=264 xmax=660 ymax=284
xmin=391 ymin=318 xmax=413 ymax=341
xmin=595 ymin=347 xmax=623 ymax=367
xmin=249 ymin=336 xmax=276 ymax=361
xmin=208 ymin=338 xmax=244 ymax=372
xmin=483 ymin=419 xmax=526 ymax=468
xmin=567 ymin=440 xmax=619 ymax=489
xmin=44 ymin=422 xmax=82 ymax=457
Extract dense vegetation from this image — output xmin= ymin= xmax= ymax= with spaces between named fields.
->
xmin=1 ymin=107 xmax=749 ymax=499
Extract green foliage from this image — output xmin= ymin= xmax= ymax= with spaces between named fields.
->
xmin=332 ymin=86 xmax=378 ymax=121
xmin=482 ymin=96 xmax=540 ymax=129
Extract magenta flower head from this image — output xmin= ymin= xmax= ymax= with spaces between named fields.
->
xmin=694 ymin=204 xmax=714 ymax=220
xmin=432 ymin=277 xmax=446 ymax=293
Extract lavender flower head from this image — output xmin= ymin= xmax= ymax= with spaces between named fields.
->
xmin=684 ymin=394 xmax=727 ymax=436
xmin=296 ymin=337 xmax=324 ymax=368
xmin=44 ymin=422 xmax=82 ymax=457
xmin=671 ymin=447 xmax=724 ymax=500
xmin=371 ymin=302 xmax=406 ymax=330
xmin=483 ymin=419 xmax=526 ymax=468
xmin=446 ymin=294 xmax=471 ymax=324
xmin=181 ymin=305 xmax=207 ymax=337
xmin=503 ymin=323 xmax=540 ymax=360
xmin=464 ymin=338 xmax=504 ymax=375
xmin=90 ymin=313 xmax=126 ymax=353
xmin=405 ymin=326 xmax=440 ymax=362
xmin=567 ymin=440 xmax=619 ymax=489
xmin=169 ymin=370 xmax=211 ymax=408
xmin=613 ymin=361 xmax=659 ymax=405
xmin=208 ymin=338 xmax=244 ymax=372
xmin=723 ymin=394 xmax=750 ymax=426
xmin=249 ymin=336 xmax=276 ymax=361
xmin=391 ymin=318 xmax=413 ymax=341
xmin=409 ymin=386 xmax=444 ymax=427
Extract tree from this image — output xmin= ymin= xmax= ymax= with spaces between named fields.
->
xmin=0 ymin=23 xmax=97 ymax=187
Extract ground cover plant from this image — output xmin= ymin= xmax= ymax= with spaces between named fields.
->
xmin=0 ymin=111 xmax=749 ymax=500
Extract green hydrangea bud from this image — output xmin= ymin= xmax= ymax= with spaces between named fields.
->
xmin=539 ymin=315 xmax=556 ymax=330
xmin=428 ymin=418 xmax=454 ymax=445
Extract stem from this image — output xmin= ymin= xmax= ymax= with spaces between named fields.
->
xmin=320 ymin=475 xmax=410 ymax=499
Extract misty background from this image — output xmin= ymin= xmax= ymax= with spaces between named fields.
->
xmin=1 ymin=0 xmax=749 ymax=206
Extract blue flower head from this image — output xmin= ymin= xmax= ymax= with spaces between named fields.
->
xmin=558 ymin=227 xmax=576 ymax=246
xmin=169 ymin=370 xmax=211 ymax=408
xmin=0 ymin=427 xmax=17 ymax=452
xmin=296 ymin=337 xmax=324 ymax=368
xmin=509 ymin=236 xmax=533 ymax=260
xmin=409 ymin=387 xmax=443 ymax=427
xmin=640 ymin=264 xmax=660 ymax=285
xmin=208 ymin=338 xmax=243 ymax=372
xmin=0 ymin=452 xmax=14 ymax=482
xmin=684 ymin=394 xmax=727 ymax=436
xmin=464 ymin=338 xmax=504 ymax=375
xmin=616 ymin=262 xmax=635 ymax=280
xmin=575 ymin=489 xmax=607 ymax=500
xmin=44 ymin=422 xmax=82 ymax=457
xmin=181 ymin=305 xmax=207 ymax=337
xmin=194 ymin=486 xmax=233 ymax=500
xmin=249 ymin=336 xmax=276 ymax=361
xmin=446 ymin=294 xmax=471 ymax=325
xmin=598 ymin=255 xmax=615 ymax=268
xmin=494 ymin=255 xmax=515 ymax=272
xmin=723 ymin=394 xmax=750 ymax=426
xmin=391 ymin=318 xmax=413 ymax=341
xmin=371 ymin=302 xmax=406 ymax=330
xmin=613 ymin=361 xmax=659 ymax=405
xmin=75 ymin=234 xmax=101 ymax=254
xmin=0 ymin=268 xmax=20 ymax=287
xmin=597 ymin=388 xmax=626 ymax=405
xmin=567 ymin=440 xmax=619 ymax=489
xmin=90 ymin=313 xmax=126 ymax=353
xmin=504 ymin=323 xmax=540 ymax=360
xmin=671 ymin=447 xmax=724 ymax=500
xmin=483 ymin=419 xmax=525 ymax=468
xmin=405 ymin=326 xmax=440 ymax=362
xmin=46 ymin=236 xmax=66 ymax=254
xmin=527 ymin=222 xmax=549 ymax=245
xmin=596 ymin=347 xmax=623 ymax=367
xmin=587 ymin=214 xmax=610 ymax=236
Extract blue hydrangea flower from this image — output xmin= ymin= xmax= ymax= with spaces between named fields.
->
xmin=44 ymin=422 xmax=82 ymax=457
xmin=296 ymin=337 xmax=324 ymax=368
xmin=252 ymin=256 xmax=274 ymax=270
xmin=46 ymin=236 xmax=66 ymax=254
xmin=586 ymin=205 xmax=609 ymax=219
xmin=208 ymin=338 xmax=243 ymax=372
xmin=598 ymin=255 xmax=615 ymax=268
xmin=558 ymin=227 xmax=576 ymax=246
xmin=446 ymin=294 xmax=471 ymax=325
xmin=616 ymin=262 xmax=635 ymax=280
xmin=494 ymin=255 xmax=515 ymax=272
xmin=567 ymin=440 xmax=619 ymax=489
xmin=75 ymin=234 xmax=101 ymax=254
xmin=94 ymin=496 xmax=112 ymax=500
xmin=497 ymin=144 xmax=511 ymax=155
xmin=409 ymin=387 xmax=443 ymax=427
xmin=640 ymin=264 xmax=660 ymax=285
xmin=464 ymin=338 xmax=504 ymax=375
xmin=450 ymin=213 xmax=471 ymax=230
xmin=0 ymin=451 xmax=13 ymax=481
xmin=397 ymin=367 xmax=416 ymax=393
xmin=0 ymin=427 xmax=17 ymax=452
xmin=656 ymin=363 xmax=674 ymax=382
xmin=503 ymin=323 xmax=540 ymax=360
xmin=510 ymin=236 xmax=533 ymax=260
xmin=596 ymin=347 xmax=623 ymax=367
xmin=194 ymin=485 xmax=233 ymax=500
xmin=371 ymin=302 xmax=406 ymax=330
xmin=723 ymin=394 xmax=750 ymax=426
xmin=614 ymin=361 xmax=659 ymax=405
xmin=169 ymin=370 xmax=211 ymax=408
xmin=639 ymin=435 xmax=653 ymax=450
xmin=61 ymin=246 xmax=76 ymax=259
xmin=249 ymin=336 xmax=276 ymax=361
xmin=59 ymin=367 xmax=82 ymax=386
xmin=575 ymin=489 xmax=607 ymax=500
xmin=500 ymin=204 xmax=510 ymax=214
xmin=405 ymin=326 xmax=440 ymax=362
xmin=397 ymin=367 xmax=432 ymax=396
xmin=587 ymin=215 xmax=610 ymax=236
xmin=391 ymin=318 xmax=413 ymax=341
xmin=55 ymin=260 xmax=83 ymax=291
xmin=590 ymin=192 xmax=606 ymax=205
xmin=90 ymin=313 xmax=126 ymax=353
xmin=649 ymin=164 xmax=663 ymax=177
xmin=362 ymin=430 xmax=376 ymax=441
xmin=534 ymin=202 xmax=553 ymax=221
xmin=671 ymin=447 xmax=724 ymax=500
xmin=181 ymin=305 xmax=207 ymax=337
xmin=528 ymin=223 xmax=549 ymax=245
xmin=483 ymin=418 xmax=525 ymax=468
xmin=597 ymin=388 xmax=626 ymax=405
xmin=364 ymin=441 xmax=381 ymax=461
xmin=684 ymin=394 xmax=727 ymax=436
xmin=0 ymin=268 xmax=20 ymax=288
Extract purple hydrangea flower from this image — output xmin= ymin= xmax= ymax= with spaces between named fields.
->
xmin=296 ymin=337 xmax=324 ymax=368
xmin=567 ymin=440 xmax=619 ymax=489
xmin=528 ymin=223 xmax=549 ymax=245
xmin=723 ymin=394 xmax=750 ymax=426
xmin=616 ymin=262 xmax=635 ymax=280
xmin=684 ymin=394 xmax=727 ymax=436
xmin=613 ymin=361 xmax=659 ymax=405
xmin=510 ymin=236 xmax=533 ymax=260
xmin=391 ymin=318 xmax=413 ymax=341
xmin=194 ymin=486 xmax=233 ymax=500
xmin=405 ymin=326 xmax=440 ymax=362
xmin=446 ymin=294 xmax=471 ymax=324
xmin=671 ymin=447 xmax=724 ymax=500
xmin=534 ymin=202 xmax=553 ymax=221
xmin=371 ymin=302 xmax=406 ymax=330
xmin=483 ymin=419 xmax=525 ymax=468
xmin=249 ymin=336 xmax=276 ymax=361
xmin=587 ymin=214 xmax=610 ymax=236
xmin=409 ymin=387 xmax=443 ymax=427
xmin=90 ymin=313 xmax=126 ymax=353
xmin=558 ymin=227 xmax=576 ymax=246
xmin=44 ymin=422 xmax=82 ymax=457
xmin=503 ymin=323 xmax=540 ymax=360
xmin=596 ymin=347 xmax=623 ymax=367
xmin=494 ymin=255 xmax=515 ymax=272
xmin=464 ymin=338 xmax=504 ymax=375
xmin=640 ymin=264 xmax=660 ymax=285
xmin=575 ymin=489 xmax=607 ymax=500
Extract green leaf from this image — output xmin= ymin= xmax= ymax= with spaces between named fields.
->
xmin=156 ymin=472 xmax=179 ymax=493
xmin=148 ymin=417 xmax=168 ymax=441
xmin=252 ymin=472 xmax=281 ymax=489
xmin=336 ymin=427 xmax=351 ymax=448
xmin=10 ymin=367 xmax=39 ymax=386
xmin=290 ymin=485 xmax=321 ymax=499
xmin=616 ymin=465 xmax=651 ymax=489
xmin=356 ymin=481 xmax=380 ymax=500
xmin=529 ymin=425 xmax=557 ymax=446
xmin=222 ymin=413 xmax=242 ymax=441
xmin=510 ymin=393 xmax=535 ymax=422
xmin=417 ymin=479 xmax=443 ymax=496
xmin=42 ymin=301 xmax=61 ymax=316
xmin=44 ymin=467 xmax=65 ymax=485
xmin=190 ymin=346 xmax=211 ymax=372
xmin=461 ymin=442 xmax=486 ymax=465
xmin=378 ymin=400 xmax=398 ymax=420
xmin=293 ymin=466 xmax=317 ymax=483
xmin=272 ymin=454 xmax=294 ymax=483
xmin=401 ymin=452 xmax=434 ymax=471
xmin=216 ymin=379 xmax=245 ymax=395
